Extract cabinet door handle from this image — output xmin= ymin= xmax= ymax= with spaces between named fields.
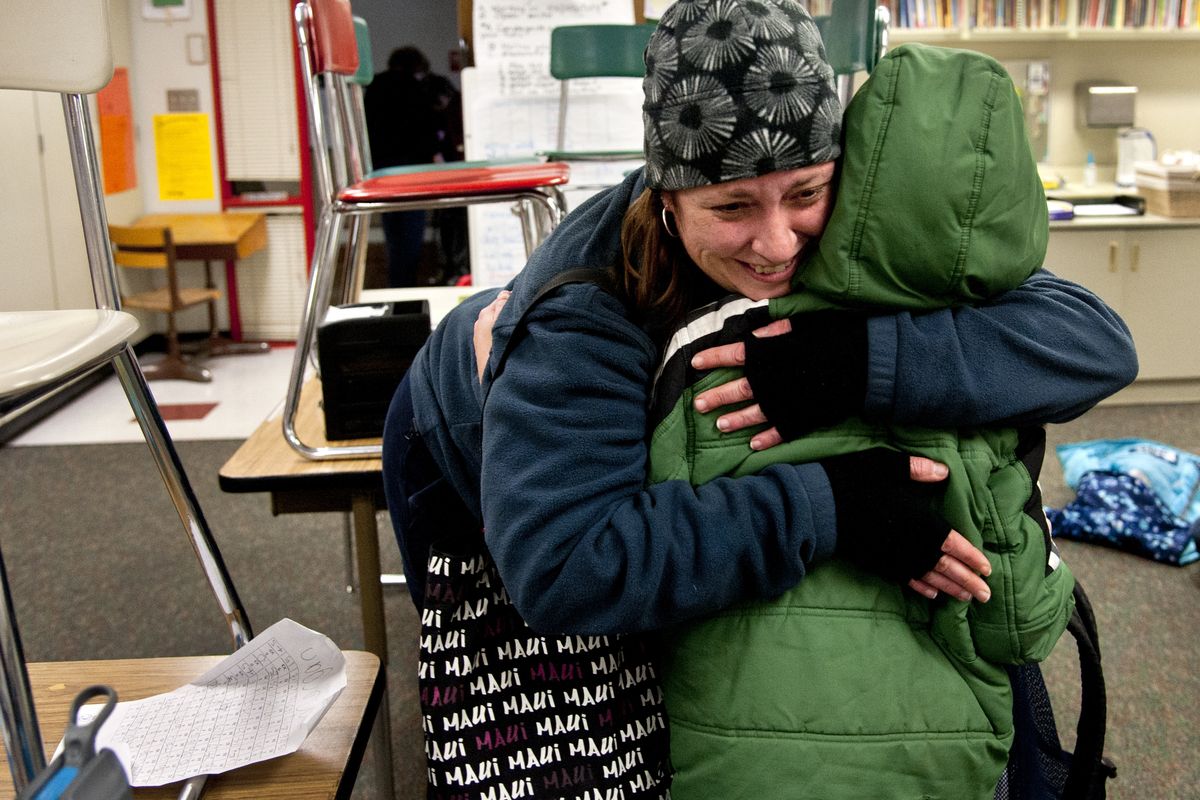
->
xmin=1129 ymin=243 xmax=1140 ymax=272
xmin=1108 ymin=241 xmax=1119 ymax=273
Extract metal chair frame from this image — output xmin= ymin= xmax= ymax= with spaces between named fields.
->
xmin=548 ymin=23 xmax=657 ymax=159
xmin=0 ymin=4 xmax=250 ymax=796
xmin=285 ymin=0 xmax=568 ymax=460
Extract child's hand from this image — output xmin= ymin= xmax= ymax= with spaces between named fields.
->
xmin=908 ymin=530 xmax=992 ymax=603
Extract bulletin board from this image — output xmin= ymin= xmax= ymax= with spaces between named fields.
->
xmin=459 ymin=0 xmax=649 ymax=287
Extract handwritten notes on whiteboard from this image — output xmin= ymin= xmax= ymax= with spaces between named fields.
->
xmin=464 ymin=0 xmax=644 ymax=287
xmin=473 ymin=0 xmax=630 ymax=68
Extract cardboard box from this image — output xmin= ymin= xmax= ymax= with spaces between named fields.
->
xmin=1135 ymin=162 xmax=1200 ymax=218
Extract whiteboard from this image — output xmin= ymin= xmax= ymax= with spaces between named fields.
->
xmin=463 ymin=0 xmax=644 ymax=288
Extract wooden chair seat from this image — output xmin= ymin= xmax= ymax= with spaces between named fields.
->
xmin=121 ymin=286 xmax=222 ymax=314
xmin=109 ymin=225 xmax=220 ymax=383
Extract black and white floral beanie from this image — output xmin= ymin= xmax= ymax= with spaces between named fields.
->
xmin=642 ymin=0 xmax=842 ymax=191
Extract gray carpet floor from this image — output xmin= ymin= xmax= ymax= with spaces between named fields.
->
xmin=0 ymin=401 xmax=1196 ymax=798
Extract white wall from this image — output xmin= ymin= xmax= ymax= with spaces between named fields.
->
xmin=0 ymin=0 xmax=136 ymax=312
xmin=126 ymin=0 xmax=222 ymax=216
xmin=900 ymin=38 xmax=1200 ymax=180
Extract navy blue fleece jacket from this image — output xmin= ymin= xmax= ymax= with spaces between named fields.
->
xmin=405 ymin=167 xmax=1136 ymax=635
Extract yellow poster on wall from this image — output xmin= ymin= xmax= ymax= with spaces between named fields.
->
xmin=153 ymin=113 xmax=215 ymax=201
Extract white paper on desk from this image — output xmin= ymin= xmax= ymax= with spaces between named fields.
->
xmin=75 ymin=618 xmax=346 ymax=786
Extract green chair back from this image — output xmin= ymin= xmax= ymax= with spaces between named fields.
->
xmin=351 ymin=16 xmax=373 ymax=85
xmin=814 ymin=0 xmax=884 ymax=76
xmin=549 ymin=23 xmax=657 ymax=81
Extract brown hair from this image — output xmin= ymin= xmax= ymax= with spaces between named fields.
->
xmin=617 ymin=188 xmax=706 ymax=340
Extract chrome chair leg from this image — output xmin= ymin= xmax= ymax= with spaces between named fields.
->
xmin=0 ymin=549 xmax=43 ymax=794
xmin=344 ymin=215 xmax=370 ymax=305
xmin=112 ymin=347 xmax=251 ymax=650
xmin=284 ymin=190 xmax=568 ymax=460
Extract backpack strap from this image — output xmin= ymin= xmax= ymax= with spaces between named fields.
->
xmin=1063 ymin=581 xmax=1118 ymax=799
xmin=485 ymin=266 xmax=619 ymax=402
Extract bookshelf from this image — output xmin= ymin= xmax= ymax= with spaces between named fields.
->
xmin=881 ymin=0 xmax=1200 ymax=39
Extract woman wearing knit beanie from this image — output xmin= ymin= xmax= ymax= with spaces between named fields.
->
xmin=382 ymin=1 xmax=1136 ymax=797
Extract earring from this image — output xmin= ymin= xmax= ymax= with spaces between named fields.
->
xmin=661 ymin=207 xmax=679 ymax=239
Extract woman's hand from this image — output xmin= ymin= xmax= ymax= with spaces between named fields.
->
xmin=473 ymin=290 xmax=510 ymax=383
xmin=691 ymin=318 xmax=792 ymax=450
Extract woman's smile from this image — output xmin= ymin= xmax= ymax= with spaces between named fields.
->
xmin=664 ymin=162 xmax=836 ymax=301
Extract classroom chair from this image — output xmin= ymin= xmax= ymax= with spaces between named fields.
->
xmin=813 ymin=0 xmax=890 ymax=107
xmin=108 ymin=225 xmax=221 ymax=382
xmin=286 ymin=0 xmax=569 ymax=460
xmin=546 ymin=23 xmax=657 ymax=162
xmin=0 ymin=4 xmax=381 ymax=798
xmin=338 ymin=16 xmax=375 ymax=303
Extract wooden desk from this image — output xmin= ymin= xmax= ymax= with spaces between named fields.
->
xmin=0 ymin=652 xmax=382 ymax=800
xmin=132 ymin=213 xmax=269 ymax=344
xmin=218 ymin=380 xmax=396 ymax=797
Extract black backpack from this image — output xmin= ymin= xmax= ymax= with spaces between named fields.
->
xmin=997 ymin=582 xmax=1118 ymax=799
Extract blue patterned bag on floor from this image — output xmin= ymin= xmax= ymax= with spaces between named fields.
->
xmin=1048 ymin=438 xmax=1200 ymax=565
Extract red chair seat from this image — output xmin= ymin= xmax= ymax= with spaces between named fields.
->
xmin=340 ymin=162 xmax=570 ymax=203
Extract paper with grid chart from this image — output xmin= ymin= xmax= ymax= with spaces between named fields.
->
xmin=81 ymin=618 xmax=347 ymax=786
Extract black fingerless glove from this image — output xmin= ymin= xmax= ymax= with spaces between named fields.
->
xmin=743 ymin=311 xmax=868 ymax=441
xmin=820 ymin=449 xmax=949 ymax=583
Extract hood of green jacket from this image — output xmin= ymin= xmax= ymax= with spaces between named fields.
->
xmin=781 ymin=43 xmax=1048 ymax=312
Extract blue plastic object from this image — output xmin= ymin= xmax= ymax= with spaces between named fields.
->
xmin=19 ymin=686 xmax=130 ymax=800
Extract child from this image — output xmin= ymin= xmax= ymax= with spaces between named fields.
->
xmin=647 ymin=43 xmax=1077 ymax=800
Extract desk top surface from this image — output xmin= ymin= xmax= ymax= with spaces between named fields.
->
xmin=219 ymin=380 xmax=383 ymax=494
xmin=133 ymin=213 xmax=268 ymax=259
xmin=0 ymin=651 xmax=381 ymax=800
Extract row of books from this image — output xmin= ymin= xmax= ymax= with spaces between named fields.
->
xmin=881 ymin=0 xmax=1199 ymax=27
xmin=1079 ymin=0 xmax=1199 ymax=28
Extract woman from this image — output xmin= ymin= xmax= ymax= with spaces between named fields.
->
xmin=383 ymin=0 xmax=1136 ymax=795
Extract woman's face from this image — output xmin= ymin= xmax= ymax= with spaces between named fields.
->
xmin=663 ymin=162 xmax=836 ymax=301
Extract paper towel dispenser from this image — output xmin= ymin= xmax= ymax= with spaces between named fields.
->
xmin=1076 ymin=82 xmax=1137 ymax=128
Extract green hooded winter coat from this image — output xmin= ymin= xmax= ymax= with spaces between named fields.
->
xmin=647 ymin=44 xmax=1075 ymax=800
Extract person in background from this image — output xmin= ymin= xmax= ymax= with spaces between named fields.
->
xmin=383 ymin=0 xmax=1137 ymax=794
xmin=364 ymin=45 xmax=461 ymax=286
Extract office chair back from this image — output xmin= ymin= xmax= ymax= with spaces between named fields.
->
xmin=0 ymin=2 xmax=120 ymax=311
xmin=549 ymin=23 xmax=656 ymax=154
xmin=308 ymin=0 xmax=359 ymax=74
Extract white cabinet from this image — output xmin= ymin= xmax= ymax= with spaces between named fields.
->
xmin=0 ymin=90 xmax=92 ymax=313
xmin=1045 ymin=225 xmax=1200 ymax=382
